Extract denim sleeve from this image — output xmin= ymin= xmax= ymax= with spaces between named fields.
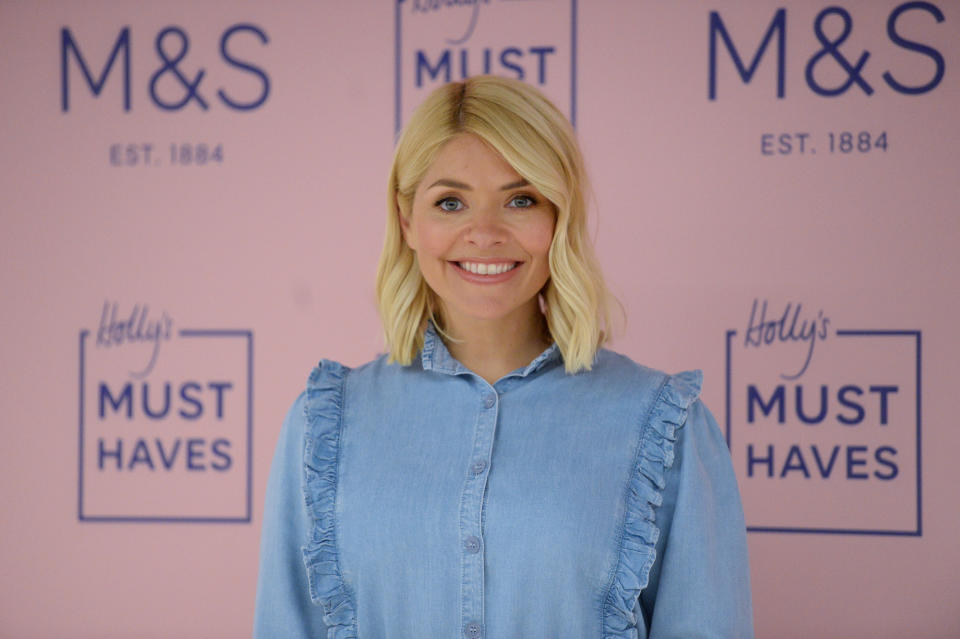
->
xmin=638 ymin=400 xmax=754 ymax=638
xmin=253 ymin=393 xmax=329 ymax=638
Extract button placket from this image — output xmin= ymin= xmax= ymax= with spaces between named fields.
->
xmin=458 ymin=388 xmax=498 ymax=637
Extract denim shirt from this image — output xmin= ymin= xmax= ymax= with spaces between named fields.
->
xmin=254 ymin=327 xmax=753 ymax=638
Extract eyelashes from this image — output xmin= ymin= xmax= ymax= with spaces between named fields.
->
xmin=434 ymin=196 xmax=464 ymax=212
xmin=432 ymin=194 xmax=539 ymax=213
xmin=507 ymin=195 xmax=537 ymax=208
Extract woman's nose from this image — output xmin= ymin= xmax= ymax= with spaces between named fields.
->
xmin=464 ymin=206 xmax=507 ymax=247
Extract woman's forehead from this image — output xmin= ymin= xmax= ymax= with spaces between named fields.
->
xmin=418 ymin=133 xmax=522 ymax=186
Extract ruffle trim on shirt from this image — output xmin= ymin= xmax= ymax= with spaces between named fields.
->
xmin=300 ymin=360 xmax=358 ymax=638
xmin=601 ymin=370 xmax=703 ymax=638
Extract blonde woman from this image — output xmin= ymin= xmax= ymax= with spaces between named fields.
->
xmin=254 ymin=76 xmax=753 ymax=638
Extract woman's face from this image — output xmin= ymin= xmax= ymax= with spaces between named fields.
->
xmin=401 ymin=133 xmax=555 ymax=330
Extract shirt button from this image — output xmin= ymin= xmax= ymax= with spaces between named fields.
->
xmin=483 ymin=393 xmax=496 ymax=408
xmin=464 ymin=621 xmax=483 ymax=638
xmin=470 ymin=459 xmax=487 ymax=474
xmin=464 ymin=535 xmax=481 ymax=554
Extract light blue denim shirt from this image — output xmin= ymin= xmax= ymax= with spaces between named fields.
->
xmin=254 ymin=327 xmax=753 ymax=638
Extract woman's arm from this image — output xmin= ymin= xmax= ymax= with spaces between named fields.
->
xmin=253 ymin=393 xmax=329 ymax=638
xmin=639 ymin=400 xmax=754 ymax=638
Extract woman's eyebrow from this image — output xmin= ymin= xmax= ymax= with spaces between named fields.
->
xmin=426 ymin=178 xmax=530 ymax=191
xmin=428 ymin=178 xmax=471 ymax=190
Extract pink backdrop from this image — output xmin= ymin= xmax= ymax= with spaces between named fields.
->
xmin=2 ymin=1 xmax=958 ymax=637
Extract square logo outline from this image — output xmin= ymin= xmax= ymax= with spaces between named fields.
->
xmin=724 ymin=329 xmax=922 ymax=537
xmin=77 ymin=328 xmax=254 ymax=524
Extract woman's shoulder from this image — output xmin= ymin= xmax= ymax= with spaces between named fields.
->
xmin=590 ymin=347 xmax=704 ymax=407
xmin=303 ymin=352 xmax=399 ymax=393
xmin=297 ymin=353 xmax=412 ymax=428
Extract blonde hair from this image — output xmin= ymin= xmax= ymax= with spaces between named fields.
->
xmin=375 ymin=76 xmax=611 ymax=373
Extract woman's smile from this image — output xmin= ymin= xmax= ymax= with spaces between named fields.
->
xmin=454 ymin=260 xmax=519 ymax=276
xmin=450 ymin=259 xmax=523 ymax=284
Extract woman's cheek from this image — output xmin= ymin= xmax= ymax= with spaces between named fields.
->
xmin=532 ymin=212 xmax=556 ymax=252
xmin=414 ymin=220 xmax=454 ymax=259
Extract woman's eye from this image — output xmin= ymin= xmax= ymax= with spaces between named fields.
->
xmin=508 ymin=195 xmax=536 ymax=208
xmin=435 ymin=197 xmax=464 ymax=212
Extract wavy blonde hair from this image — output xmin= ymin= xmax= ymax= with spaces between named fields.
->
xmin=375 ymin=76 xmax=611 ymax=373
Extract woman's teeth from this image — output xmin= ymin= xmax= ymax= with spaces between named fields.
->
xmin=458 ymin=261 xmax=518 ymax=275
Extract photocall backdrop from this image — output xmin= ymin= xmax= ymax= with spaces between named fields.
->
xmin=1 ymin=1 xmax=958 ymax=637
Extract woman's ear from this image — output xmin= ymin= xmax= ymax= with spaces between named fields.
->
xmin=397 ymin=193 xmax=415 ymax=250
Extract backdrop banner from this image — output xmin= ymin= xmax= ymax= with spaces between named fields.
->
xmin=1 ymin=1 xmax=958 ymax=637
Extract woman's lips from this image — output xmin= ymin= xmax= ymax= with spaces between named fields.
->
xmin=450 ymin=260 xmax=522 ymax=283
xmin=457 ymin=260 xmax=519 ymax=275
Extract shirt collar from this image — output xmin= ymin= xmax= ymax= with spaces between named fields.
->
xmin=420 ymin=321 xmax=561 ymax=380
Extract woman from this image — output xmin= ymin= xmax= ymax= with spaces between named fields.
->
xmin=254 ymin=76 xmax=753 ymax=638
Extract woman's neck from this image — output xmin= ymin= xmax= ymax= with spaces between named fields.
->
xmin=440 ymin=303 xmax=552 ymax=385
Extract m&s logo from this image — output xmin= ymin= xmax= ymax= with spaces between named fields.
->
xmin=61 ymin=24 xmax=270 ymax=112
xmin=708 ymin=2 xmax=946 ymax=99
